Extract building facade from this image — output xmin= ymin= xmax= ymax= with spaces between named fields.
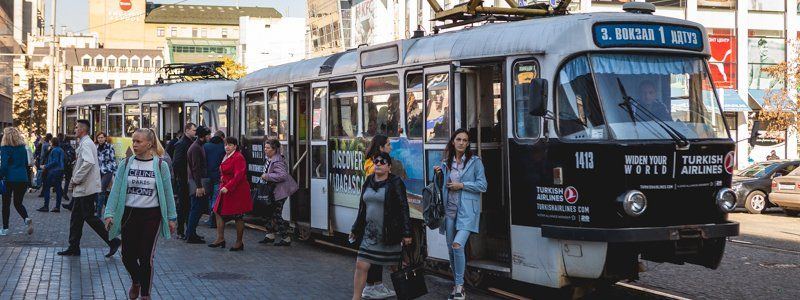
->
xmin=239 ymin=16 xmax=306 ymax=73
xmin=307 ymin=0 xmax=354 ymax=58
xmin=1 ymin=1 xmax=17 ymax=128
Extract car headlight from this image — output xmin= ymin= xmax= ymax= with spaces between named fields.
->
xmin=618 ymin=190 xmax=647 ymax=217
xmin=716 ymin=188 xmax=737 ymax=213
xmin=731 ymin=183 xmax=742 ymax=191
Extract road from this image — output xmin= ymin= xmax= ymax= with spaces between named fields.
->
xmin=1 ymin=193 xmax=798 ymax=299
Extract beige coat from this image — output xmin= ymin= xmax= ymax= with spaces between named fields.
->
xmin=70 ymin=135 xmax=102 ymax=197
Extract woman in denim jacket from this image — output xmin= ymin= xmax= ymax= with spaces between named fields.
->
xmin=434 ymin=129 xmax=487 ymax=300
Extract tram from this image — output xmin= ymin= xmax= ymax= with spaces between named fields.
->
xmin=250 ymin=3 xmax=740 ymax=290
xmin=59 ymin=62 xmax=235 ymax=158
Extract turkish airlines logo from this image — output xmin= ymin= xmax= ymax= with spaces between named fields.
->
xmin=724 ymin=151 xmax=735 ymax=174
xmin=120 ymin=0 xmax=132 ymax=11
xmin=564 ymin=186 xmax=579 ymax=204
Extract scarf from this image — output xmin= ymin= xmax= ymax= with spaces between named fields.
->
xmin=367 ymin=174 xmax=390 ymax=192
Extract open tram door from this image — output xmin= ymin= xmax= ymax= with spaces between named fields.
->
xmin=290 ymin=84 xmax=312 ymax=239
xmin=267 ymin=87 xmax=293 ymax=225
xmin=309 ymin=82 xmax=331 ymax=234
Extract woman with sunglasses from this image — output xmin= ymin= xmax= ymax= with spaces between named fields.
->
xmin=433 ymin=128 xmax=487 ymax=300
xmin=350 ymin=152 xmax=412 ymax=300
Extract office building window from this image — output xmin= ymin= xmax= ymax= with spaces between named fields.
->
xmin=170 ymin=27 xmax=177 ymax=37
xmin=120 ymin=59 xmax=128 ymax=68
xmin=201 ymin=28 xmax=207 ymax=37
xmin=109 ymin=80 xmax=115 ymax=88
xmin=96 ymin=79 xmax=102 ymax=84
xmin=157 ymin=27 xmax=165 ymax=37
xmin=222 ymin=28 xmax=228 ymax=38
xmin=95 ymin=58 xmax=103 ymax=67
xmin=143 ymin=59 xmax=151 ymax=68
xmin=132 ymin=80 xmax=139 ymax=86
xmin=131 ymin=59 xmax=140 ymax=68
xmin=108 ymin=58 xmax=116 ymax=67
xmin=154 ymin=60 xmax=163 ymax=68
xmin=748 ymin=30 xmax=785 ymax=90
xmin=82 ymin=58 xmax=90 ymax=66
xmin=145 ymin=80 xmax=151 ymax=85
xmin=120 ymin=80 xmax=127 ymax=87
xmin=192 ymin=28 xmax=198 ymax=37
xmin=83 ymin=79 xmax=90 ymax=84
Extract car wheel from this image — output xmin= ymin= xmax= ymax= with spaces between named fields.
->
xmin=745 ymin=191 xmax=767 ymax=214
xmin=784 ymin=209 xmax=800 ymax=217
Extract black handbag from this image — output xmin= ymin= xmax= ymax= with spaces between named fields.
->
xmin=390 ymin=247 xmax=428 ymax=300
xmin=251 ymin=181 xmax=276 ymax=207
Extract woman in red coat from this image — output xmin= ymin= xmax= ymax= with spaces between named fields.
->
xmin=208 ymin=137 xmax=252 ymax=251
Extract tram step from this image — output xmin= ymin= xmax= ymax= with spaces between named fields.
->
xmin=467 ymin=259 xmax=511 ymax=273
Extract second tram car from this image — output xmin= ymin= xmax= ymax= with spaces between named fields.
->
xmin=233 ymin=5 xmax=739 ymax=289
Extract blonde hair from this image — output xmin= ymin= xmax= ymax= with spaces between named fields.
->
xmin=133 ymin=128 xmax=164 ymax=157
xmin=1 ymin=127 xmax=26 ymax=147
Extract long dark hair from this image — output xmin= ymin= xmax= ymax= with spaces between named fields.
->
xmin=444 ymin=128 xmax=472 ymax=170
xmin=365 ymin=134 xmax=389 ymax=159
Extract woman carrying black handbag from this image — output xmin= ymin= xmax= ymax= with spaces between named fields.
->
xmin=350 ymin=152 xmax=413 ymax=300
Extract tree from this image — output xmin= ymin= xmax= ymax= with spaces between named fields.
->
xmin=758 ymin=45 xmax=799 ymax=134
xmin=12 ymin=68 xmax=48 ymax=136
xmin=217 ymin=56 xmax=246 ymax=79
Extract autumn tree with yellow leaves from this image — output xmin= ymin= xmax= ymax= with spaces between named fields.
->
xmin=217 ymin=56 xmax=246 ymax=79
xmin=758 ymin=47 xmax=800 ymax=134
xmin=12 ymin=68 xmax=49 ymax=136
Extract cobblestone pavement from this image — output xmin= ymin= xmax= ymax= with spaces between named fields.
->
xmin=0 ymin=192 xmax=496 ymax=299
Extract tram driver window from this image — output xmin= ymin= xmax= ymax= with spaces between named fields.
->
xmin=556 ymin=56 xmax=606 ymax=140
xmin=245 ymin=92 xmax=266 ymax=137
xmin=425 ymin=73 xmax=450 ymax=141
xmin=330 ymin=81 xmax=358 ymax=138
xmin=406 ymin=73 xmax=424 ymax=139
xmin=513 ymin=61 xmax=540 ymax=138
xmin=363 ymin=75 xmax=400 ymax=137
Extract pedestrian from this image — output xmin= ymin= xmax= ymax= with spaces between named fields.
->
xmin=60 ymin=133 xmax=77 ymax=210
xmin=185 ymin=125 xmax=211 ymax=244
xmin=171 ymin=123 xmax=196 ymax=239
xmin=57 ymin=120 xmax=121 ymax=257
xmin=767 ymin=150 xmax=780 ymax=161
xmin=258 ymin=139 xmax=298 ymax=246
xmin=360 ymin=134 xmax=398 ymax=299
xmin=433 ymin=128 xmax=487 ymax=300
xmin=208 ymin=137 xmax=251 ymax=251
xmin=0 ymin=127 xmax=35 ymax=236
xmin=203 ymin=130 xmax=225 ymax=228
xmin=350 ymin=152 xmax=412 ymax=300
xmin=34 ymin=133 xmax=52 ymax=193
xmin=38 ymin=137 xmax=64 ymax=212
xmin=103 ymin=128 xmax=177 ymax=300
xmin=95 ymin=132 xmax=117 ymax=218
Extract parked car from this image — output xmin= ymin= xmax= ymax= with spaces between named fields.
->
xmin=768 ymin=169 xmax=800 ymax=217
xmin=732 ymin=160 xmax=800 ymax=214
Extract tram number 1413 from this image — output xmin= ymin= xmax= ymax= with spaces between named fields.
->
xmin=575 ymin=152 xmax=595 ymax=170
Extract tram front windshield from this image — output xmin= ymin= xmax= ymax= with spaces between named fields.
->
xmin=558 ymin=54 xmax=728 ymax=140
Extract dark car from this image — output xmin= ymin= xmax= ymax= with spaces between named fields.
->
xmin=733 ymin=160 xmax=800 ymax=214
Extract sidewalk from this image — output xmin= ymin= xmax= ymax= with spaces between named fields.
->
xmin=0 ymin=192 xmax=494 ymax=299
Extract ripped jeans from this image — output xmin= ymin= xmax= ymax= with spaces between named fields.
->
xmin=445 ymin=217 xmax=471 ymax=286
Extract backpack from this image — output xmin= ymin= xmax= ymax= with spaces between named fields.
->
xmin=62 ymin=144 xmax=76 ymax=170
xmin=422 ymin=171 xmax=445 ymax=230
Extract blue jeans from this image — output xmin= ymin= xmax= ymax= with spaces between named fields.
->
xmin=42 ymin=170 xmax=64 ymax=209
xmin=206 ymin=183 xmax=220 ymax=226
xmin=34 ymin=167 xmax=44 ymax=188
xmin=95 ymin=193 xmax=107 ymax=218
xmin=445 ymin=217 xmax=470 ymax=286
xmin=186 ymin=195 xmax=205 ymax=238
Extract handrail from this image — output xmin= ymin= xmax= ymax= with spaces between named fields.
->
xmin=292 ymin=149 xmax=308 ymax=172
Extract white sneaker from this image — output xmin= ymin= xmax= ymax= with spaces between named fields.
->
xmin=24 ymin=218 xmax=33 ymax=235
xmin=374 ymin=284 xmax=396 ymax=299
xmin=0 ymin=228 xmax=8 ymax=236
xmin=361 ymin=285 xmax=377 ymax=299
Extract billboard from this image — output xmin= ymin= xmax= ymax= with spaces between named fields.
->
xmin=353 ymin=0 xmax=395 ymax=46
xmin=708 ymin=35 xmax=737 ymax=89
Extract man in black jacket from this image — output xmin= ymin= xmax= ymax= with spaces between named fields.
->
xmin=171 ymin=123 xmax=196 ymax=239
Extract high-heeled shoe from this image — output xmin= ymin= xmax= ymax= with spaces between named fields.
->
xmin=229 ymin=243 xmax=244 ymax=251
xmin=128 ymin=283 xmax=140 ymax=299
xmin=208 ymin=240 xmax=226 ymax=248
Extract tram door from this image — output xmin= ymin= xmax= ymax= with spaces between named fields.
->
xmin=310 ymin=83 xmax=330 ymax=231
xmin=184 ymin=102 xmax=199 ymax=126
xmin=160 ymin=104 xmax=182 ymax=142
xmin=423 ymin=65 xmax=454 ymax=260
xmin=268 ymin=88 xmax=292 ymax=222
xmin=291 ymin=85 xmax=311 ymax=227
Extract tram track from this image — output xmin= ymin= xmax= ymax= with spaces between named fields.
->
xmin=729 ymin=238 xmax=800 ymax=255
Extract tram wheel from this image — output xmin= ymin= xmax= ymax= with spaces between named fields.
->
xmin=296 ymin=224 xmax=311 ymax=241
xmin=784 ymin=209 xmax=800 ymax=217
xmin=465 ymin=268 xmax=485 ymax=288
xmin=745 ymin=191 xmax=767 ymax=214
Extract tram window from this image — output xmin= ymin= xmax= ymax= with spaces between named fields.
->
xmin=556 ymin=56 xmax=607 ymax=140
xmin=363 ymin=75 xmax=400 ymax=137
xmin=65 ymin=108 xmax=78 ymax=136
xmin=162 ymin=105 xmax=181 ymax=141
xmin=100 ymin=106 xmax=107 ymax=135
xmin=312 ymin=87 xmax=328 ymax=140
xmin=142 ymin=105 xmax=152 ymax=128
xmin=245 ymin=92 xmax=266 ymax=137
xmin=406 ymin=73 xmax=424 ymax=139
xmin=267 ymin=91 xmax=279 ymax=138
xmin=92 ymin=106 xmax=103 ymax=135
xmin=185 ymin=106 xmax=198 ymax=125
xmin=278 ymin=91 xmax=289 ymax=141
xmin=108 ymin=105 xmax=123 ymax=137
xmin=425 ymin=73 xmax=450 ymax=141
xmin=201 ymin=101 xmax=227 ymax=133
xmin=311 ymin=146 xmax=327 ymax=178
xmin=125 ymin=104 xmax=141 ymax=137
xmin=56 ymin=109 xmax=62 ymax=135
xmin=513 ymin=60 xmax=541 ymax=139
xmin=330 ymin=81 xmax=358 ymax=138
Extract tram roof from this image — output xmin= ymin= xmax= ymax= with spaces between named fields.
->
xmin=236 ymin=12 xmax=709 ymax=92
xmin=62 ymin=80 xmax=236 ymax=107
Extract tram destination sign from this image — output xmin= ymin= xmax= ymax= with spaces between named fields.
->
xmin=593 ymin=23 xmax=703 ymax=51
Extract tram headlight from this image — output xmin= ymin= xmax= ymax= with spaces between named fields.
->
xmin=619 ymin=190 xmax=647 ymax=217
xmin=716 ymin=188 xmax=737 ymax=213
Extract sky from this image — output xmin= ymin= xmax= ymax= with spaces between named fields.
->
xmin=45 ymin=0 xmax=307 ymax=34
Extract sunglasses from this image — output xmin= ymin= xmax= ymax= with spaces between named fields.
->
xmin=373 ymin=158 xmax=389 ymax=166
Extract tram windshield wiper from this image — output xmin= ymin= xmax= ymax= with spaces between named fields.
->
xmin=614 ymin=78 xmax=690 ymax=149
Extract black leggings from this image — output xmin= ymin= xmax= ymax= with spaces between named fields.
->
xmin=367 ymin=264 xmax=383 ymax=284
xmin=121 ymin=206 xmax=162 ymax=296
xmin=2 ymin=182 xmax=29 ymax=229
